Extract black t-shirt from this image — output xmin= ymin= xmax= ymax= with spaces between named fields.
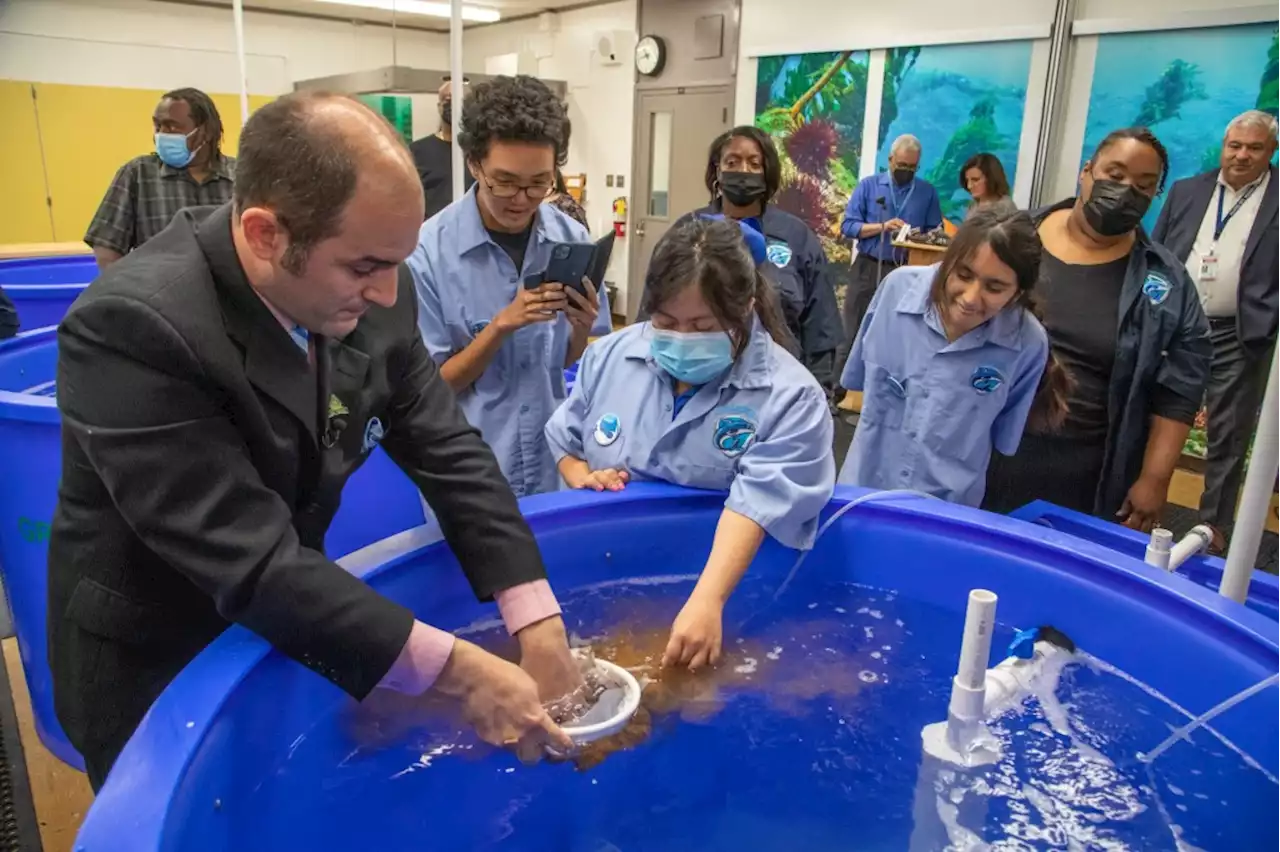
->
xmin=488 ymin=223 xmax=534 ymax=273
xmin=408 ymin=135 xmax=476 ymax=221
xmin=1037 ymin=251 xmax=1129 ymax=439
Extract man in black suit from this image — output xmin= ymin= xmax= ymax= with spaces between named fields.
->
xmin=49 ymin=92 xmax=579 ymax=791
xmin=1153 ymin=109 xmax=1278 ymax=552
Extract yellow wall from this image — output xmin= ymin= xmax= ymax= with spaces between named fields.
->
xmin=0 ymin=81 xmax=274 ymax=245
xmin=0 ymin=82 xmax=55 ymax=244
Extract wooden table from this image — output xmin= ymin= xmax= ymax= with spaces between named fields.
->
xmin=0 ymin=242 xmax=92 ymax=261
xmin=891 ymin=239 xmax=947 ymax=267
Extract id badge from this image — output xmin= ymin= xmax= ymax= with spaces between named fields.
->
xmin=1198 ymin=251 xmax=1219 ymax=283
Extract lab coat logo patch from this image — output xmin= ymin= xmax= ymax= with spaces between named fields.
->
xmin=766 ymin=241 xmax=793 ymax=268
xmin=1142 ymin=274 xmax=1171 ymax=306
xmin=714 ymin=414 xmax=757 ymax=457
xmin=970 ymin=366 xmax=1003 ymax=394
xmin=594 ymin=413 xmax=621 ymax=446
xmin=361 ymin=417 xmax=385 ymax=453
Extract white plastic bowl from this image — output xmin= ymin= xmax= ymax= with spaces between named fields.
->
xmin=560 ymin=659 xmax=642 ymax=745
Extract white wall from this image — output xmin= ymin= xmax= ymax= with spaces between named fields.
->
xmin=0 ymin=0 xmax=449 ymax=94
xmin=464 ymin=2 xmax=638 ymax=307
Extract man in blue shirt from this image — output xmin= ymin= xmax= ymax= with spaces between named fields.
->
xmin=838 ymin=134 xmax=943 ymax=370
xmin=408 ymin=76 xmax=612 ymax=497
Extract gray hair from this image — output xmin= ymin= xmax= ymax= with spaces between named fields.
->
xmin=889 ymin=134 xmax=922 ymax=158
xmin=1225 ymin=110 xmax=1278 ymax=142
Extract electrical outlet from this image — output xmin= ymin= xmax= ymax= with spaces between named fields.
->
xmin=606 ymin=175 xmax=615 ymax=187
xmin=616 ymin=175 xmax=626 ymax=189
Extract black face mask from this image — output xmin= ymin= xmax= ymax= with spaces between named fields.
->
xmin=1082 ymin=178 xmax=1151 ymax=237
xmin=892 ymin=167 xmax=916 ymax=186
xmin=719 ymin=171 xmax=768 ymax=207
xmin=440 ymin=102 xmax=452 ymax=128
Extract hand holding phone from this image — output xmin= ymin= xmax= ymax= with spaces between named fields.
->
xmin=563 ymin=278 xmax=599 ymax=332
xmin=496 ymin=284 xmax=567 ymax=333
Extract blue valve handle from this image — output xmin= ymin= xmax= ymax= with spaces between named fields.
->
xmin=1009 ymin=627 xmax=1041 ymax=660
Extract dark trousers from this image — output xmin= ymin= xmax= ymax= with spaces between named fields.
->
xmin=983 ymin=431 xmax=1108 ymax=516
xmin=1198 ymin=318 xmax=1272 ymax=538
xmin=838 ymin=253 xmax=899 ymax=380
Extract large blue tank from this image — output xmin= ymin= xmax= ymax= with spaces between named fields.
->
xmin=0 ymin=255 xmax=96 ymax=332
xmin=0 ymin=327 xmax=426 ymax=770
xmin=76 ymin=486 xmax=1277 ymax=850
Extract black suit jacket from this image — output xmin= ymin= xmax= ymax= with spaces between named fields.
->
xmin=49 ymin=204 xmax=545 ymax=781
xmin=1151 ymin=166 xmax=1278 ymax=355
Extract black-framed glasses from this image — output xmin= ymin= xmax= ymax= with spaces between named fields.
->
xmin=478 ymin=168 xmax=555 ymax=200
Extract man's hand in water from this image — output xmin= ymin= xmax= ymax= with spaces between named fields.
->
xmin=518 ymin=615 xmax=584 ymax=703
xmin=663 ymin=593 xmax=723 ymax=671
xmin=433 ymin=637 xmax=572 ymax=757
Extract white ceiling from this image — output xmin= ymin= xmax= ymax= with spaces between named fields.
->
xmin=168 ymin=0 xmax=601 ymax=30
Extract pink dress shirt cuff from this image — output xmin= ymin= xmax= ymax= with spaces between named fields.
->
xmin=375 ymin=581 xmax=560 ymax=696
xmin=376 ymin=620 xmax=456 ymax=696
xmin=494 ymin=579 xmax=562 ymax=635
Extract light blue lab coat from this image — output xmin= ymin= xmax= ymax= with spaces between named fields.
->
xmin=408 ymin=188 xmax=612 ymax=497
xmin=838 ymin=264 xmax=1049 ymax=506
xmin=544 ymin=319 xmax=835 ymax=550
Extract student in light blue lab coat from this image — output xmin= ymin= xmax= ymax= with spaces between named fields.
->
xmin=545 ymin=218 xmax=836 ymax=670
xmin=408 ymin=76 xmax=612 ymax=497
xmin=839 ymin=208 xmax=1072 ymax=506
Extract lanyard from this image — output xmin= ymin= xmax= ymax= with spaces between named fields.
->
xmin=1214 ymin=181 xmax=1259 ymax=242
xmin=888 ymin=179 xmax=916 ymax=218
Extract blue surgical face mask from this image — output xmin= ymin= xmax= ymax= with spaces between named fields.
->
xmin=155 ymin=130 xmax=197 ymax=168
xmin=649 ymin=328 xmax=735 ymax=385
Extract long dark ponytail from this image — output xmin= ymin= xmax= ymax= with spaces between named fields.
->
xmin=642 ymin=218 xmax=798 ymax=357
xmin=931 ymin=208 xmax=1074 ymax=431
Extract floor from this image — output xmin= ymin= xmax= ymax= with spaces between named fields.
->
xmin=9 ymin=403 xmax=1277 ymax=847
xmin=2 ymin=640 xmax=91 ymax=852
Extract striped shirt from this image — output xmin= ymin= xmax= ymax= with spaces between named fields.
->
xmin=84 ymin=153 xmax=236 ymax=254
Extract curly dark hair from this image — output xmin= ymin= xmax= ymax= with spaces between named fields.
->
xmin=1089 ymin=126 xmax=1171 ymax=194
xmin=458 ymin=75 xmax=569 ymax=167
xmin=162 ymin=87 xmax=224 ymax=161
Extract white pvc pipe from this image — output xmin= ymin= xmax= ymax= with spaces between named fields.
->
xmin=955 ymin=589 xmax=997 ymax=691
xmin=1221 ymin=346 xmax=1279 ymax=604
xmin=1145 ymin=527 xmax=1173 ymax=570
xmin=450 ymin=0 xmax=465 ymax=203
xmin=1168 ymin=525 xmax=1213 ymax=572
xmin=232 ymin=0 xmax=250 ymax=122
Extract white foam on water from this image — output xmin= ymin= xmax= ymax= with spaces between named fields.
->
xmin=834 ymin=607 xmax=846 ymax=614
xmin=1167 ymin=783 xmax=1185 ymax=797
xmin=808 ymin=602 xmax=818 ymax=609
xmin=895 ymin=619 xmax=905 ymax=627
xmin=574 ymin=573 xmax=702 ymax=594
xmin=390 ymin=742 xmax=468 ymax=779
xmin=868 ymin=609 xmax=884 ymax=620
xmin=766 ymin=646 xmax=783 ymax=661
xmin=856 ymin=606 xmax=869 ymax=614
xmin=858 ymin=671 xmax=878 ymax=683
xmin=864 ymin=626 xmax=875 ymax=639
xmin=871 ymin=651 xmax=882 ymax=660
xmin=734 ymin=657 xmax=758 ymax=675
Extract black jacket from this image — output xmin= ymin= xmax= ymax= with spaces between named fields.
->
xmin=643 ymin=204 xmax=843 ymax=390
xmin=1032 ymin=200 xmax=1211 ymax=516
xmin=49 ymin=204 xmax=545 ymax=782
xmin=0 ymin=286 xmax=16 ymax=339
xmin=1151 ymin=166 xmax=1278 ymax=355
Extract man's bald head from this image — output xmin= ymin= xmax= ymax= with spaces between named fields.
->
xmin=234 ymin=91 xmax=422 ymax=274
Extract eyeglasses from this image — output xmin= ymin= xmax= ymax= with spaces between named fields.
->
xmin=479 ymin=168 xmax=555 ymax=200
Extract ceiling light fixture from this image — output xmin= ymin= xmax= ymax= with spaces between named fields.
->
xmin=311 ymin=0 xmax=501 ymax=24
